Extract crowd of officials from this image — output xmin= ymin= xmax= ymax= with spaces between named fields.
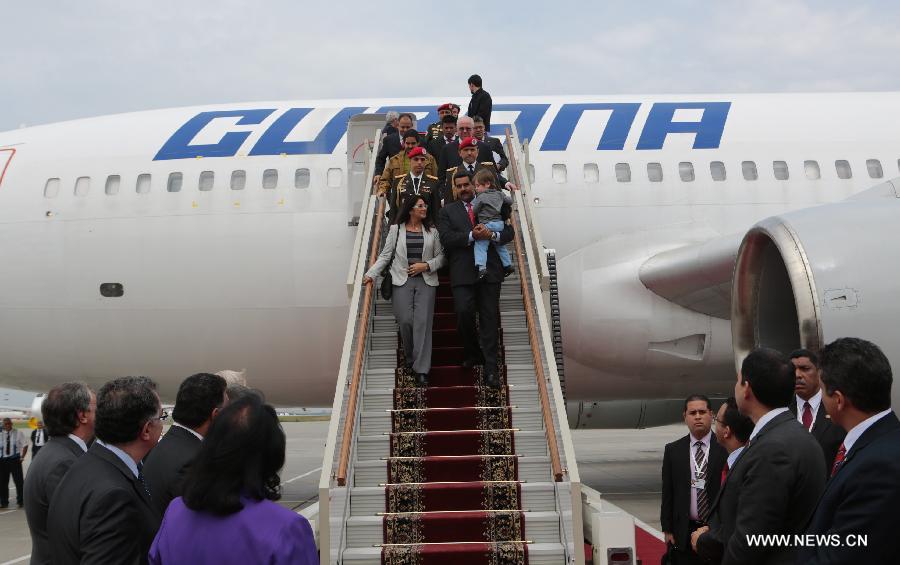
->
xmin=661 ymin=338 xmax=900 ymax=564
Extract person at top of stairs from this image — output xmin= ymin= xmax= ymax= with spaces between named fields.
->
xmin=365 ymin=195 xmax=446 ymax=387
xmin=437 ymin=171 xmax=515 ymax=389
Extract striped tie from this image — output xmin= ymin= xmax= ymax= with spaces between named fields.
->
xmin=695 ymin=441 xmax=710 ymax=522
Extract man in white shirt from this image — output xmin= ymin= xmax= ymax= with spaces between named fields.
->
xmin=801 ymin=337 xmax=900 ymax=564
xmin=0 ymin=417 xmax=27 ymax=508
xmin=788 ymin=348 xmax=845 ymax=476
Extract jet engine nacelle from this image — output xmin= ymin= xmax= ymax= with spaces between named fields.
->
xmin=731 ymin=179 xmax=900 ymax=409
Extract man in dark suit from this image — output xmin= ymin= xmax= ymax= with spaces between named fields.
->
xmin=693 ymin=397 xmax=753 ymax=564
xmin=800 ymin=337 xmax=900 ymax=564
xmin=437 ymin=171 xmax=514 ymax=388
xmin=661 ymin=394 xmax=727 ymax=564
xmin=31 ymin=422 xmax=49 ymax=457
xmin=437 ymin=117 xmax=495 ymax=174
xmin=142 ymin=372 xmax=227 ymax=516
xmin=440 ymin=137 xmax=514 ymax=203
xmin=788 ymin=348 xmax=846 ymax=476
xmin=697 ymin=348 xmax=825 ymax=565
xmin=467 ymin=74 xmax=493 ymax=132
xmin=24 ymin=382 xmax=95 ymax=565
xmin=374 ymin=112 xmax=415 ymax=178
xmin=48 ymin=376 xmax=164 ymax=565
xmin=473 ymin=116 xmax=509 ymax=171
xmin=426 ymin=114 xmax=457 ymax=158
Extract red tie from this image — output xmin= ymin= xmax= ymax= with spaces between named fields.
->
xmin=720 ymin=462 xmax=729 ymax=487
xmin=831 ymin=443 xmax=846 ymax=477
xmin=802 ymin=402 xmax=813 ymax=431
xmin=466 ymin=202 xmax=475 ymax=225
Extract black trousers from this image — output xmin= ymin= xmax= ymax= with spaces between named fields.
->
xmin=451 ymin=281 xmax=501 ymax=372
xmin=0 ymin=455 xmax=23 ymax=505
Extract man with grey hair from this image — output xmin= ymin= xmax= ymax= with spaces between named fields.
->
xmin=24 ymin=382 xmax=96 ymax=565
xmin=383 ymin=110 xmax=400 ymax=138
xmin=48 ymin=377 xmax=164 ymax=564
xmin=437 ymin=115 xmax=494 ymax=174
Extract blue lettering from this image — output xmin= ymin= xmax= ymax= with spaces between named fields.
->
xmin=636 ymin=102 xmax=731 ymax=150
xmin=249 ymin=107 xmax=368 ymax=156
xmin=489 ymin=104 xmax=550 ymax=142
xmin=540 ymin=103 xmax=641 ymax=151
xmin=154 ymin=109 xmax=275 ymax=161
xmin=376 ymin=106 xmax=440 ymax=131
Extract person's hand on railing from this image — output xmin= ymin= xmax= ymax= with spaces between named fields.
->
xmin=372 ymin=174 xmax=381 ymax=188
xmin=504 ymin=181 xmax=519 ymax=191
xmin=363 ymin=275 xmax=374 ymax=286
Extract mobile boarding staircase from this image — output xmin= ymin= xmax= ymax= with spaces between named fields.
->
xmin=317 ymin=119 xmax=585 ymax=565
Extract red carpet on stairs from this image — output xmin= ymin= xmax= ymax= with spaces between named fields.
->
xmin=382 ymin=274 xmax=528 ymax=565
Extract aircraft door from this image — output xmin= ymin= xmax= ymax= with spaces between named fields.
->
xmin=346 ymin=114 xmax=385 ymax=225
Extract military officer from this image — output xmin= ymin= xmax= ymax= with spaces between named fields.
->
xmin=388 ymin=147 xmax=441 ymax=222
xmin=378 ymin=130 xmax=438 ymax=196
xmin=440 ymin=137 xmax=516 ymax=203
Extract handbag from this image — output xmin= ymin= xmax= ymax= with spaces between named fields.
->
xmin=379 ymin=226 xmax=399 ymax=301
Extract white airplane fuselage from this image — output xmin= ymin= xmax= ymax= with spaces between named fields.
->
xmin=0 ymin=93 xmax=895 ymax=404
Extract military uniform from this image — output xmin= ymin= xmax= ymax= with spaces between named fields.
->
xmin=378 ymin=151 xmax=438 ymax=195
xmin=441 ymin=161 xmax=508 ymax=203
xmin=388 ymin=173 xmax=441 ymax=222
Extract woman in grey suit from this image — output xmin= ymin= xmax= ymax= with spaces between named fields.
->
xmin=365 ymin=195 xmax=445 ymax=387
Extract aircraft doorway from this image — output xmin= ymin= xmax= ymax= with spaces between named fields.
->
xmin=0 ymin=148 xmax=15 ymax=188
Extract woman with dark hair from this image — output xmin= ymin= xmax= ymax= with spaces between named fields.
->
xmin=364 ymin=194 xmax=445 ymax=387
xmin=148 ymin=394 xmax=317 ymax=564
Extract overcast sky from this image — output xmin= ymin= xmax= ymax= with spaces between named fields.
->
xmin=3 ymin=1 xmax=899 ymax=131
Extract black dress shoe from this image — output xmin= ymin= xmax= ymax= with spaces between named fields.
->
xmin=503 ymin=265 xmax=515 ymax=278
xmin=483 ymin=371 xmax=501 ymax=389
xmin=416 ymin=373 xmax=429 ymax=388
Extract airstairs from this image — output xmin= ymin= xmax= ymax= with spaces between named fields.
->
xmin=318 ymin=118 xmax=584 ymax=565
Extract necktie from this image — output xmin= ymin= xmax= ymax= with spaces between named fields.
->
xmin=695 ymin=441 xmax=710 ymax=522
xmin=413 ymin=177 xmax=420 ymax=193
xmin=137 ymin=462 xmax=152 ymax=497
xmin=831 ymin=443 xmax=846 ymax=477
xmin=720 ymin=462 xmax=729 ymax=487
xmin=467 ymin=164 xmax=475 ymax=174
xmin=802 ymin=402 xmax=813 ymax=431
xmin=466 ymin=203 xmax=475 ymax=225
xmin=5 ymin=432 xmax=9 ymax=458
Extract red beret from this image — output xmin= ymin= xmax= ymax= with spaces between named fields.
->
xmin=459 ymin=137 xmax=478 ymax=150
xmin=437 ymin=103 xmax=452 ymax=111
xmin=407 ymin=146 xmax=427 ymax=159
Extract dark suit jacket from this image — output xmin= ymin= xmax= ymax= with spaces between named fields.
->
xmin=24 ymin=436 xmax=85 ymax=565
xmin=437 ymin=200 xmax=513 ymax=287
xmin=660 ymin=433 xmax=727 ymax=550
xmin=483 ymin=135 xmax=509 ymax=171
xmin=468 ymin=88 xmax=493 ymax=131
xmin=798 ymin=411 xmax=900 ymax=564
xmin=48 ymin=443 xmax=162 ymax=565
xmin=440 ymin=161 xmax=509 ymax=203
xmin=698 ymin=411 xmax=825 ymax=565
xmin=142 ymin=425 xmax=202 ymax=515
xmin=437 ymin=139 xmax=495 ymax=175
xmin=427 ymin=134 xmax=456 ymax=159
xmin=375 ymin=132 xmax=403 ymax=175
xmin=789 ymin=398 xmax=846 ymax=477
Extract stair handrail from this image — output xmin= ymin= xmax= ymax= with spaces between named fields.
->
xmin=505 ymin=127 xmax=564 ymax=482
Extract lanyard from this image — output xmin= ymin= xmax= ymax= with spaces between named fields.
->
xmin=692 ymin=441 xmax=708 ymax=478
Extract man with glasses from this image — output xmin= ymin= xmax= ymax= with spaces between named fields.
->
xmin=388 ymin=147 xmax=441 ymax=222
xmin=143 ymin=373 xmax=227 ymax=515
xmin=437 ymin=116 xmax=494 ymax=174
xmin=49 ymin=376 xmax=164 ymax=564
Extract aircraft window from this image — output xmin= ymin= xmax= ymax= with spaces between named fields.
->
xmin=263 ymin=169 xmax=279 ymax=189
xmin=804 ymin=160 xmax=821 ymax=180
xmin=43 ymin=178 xmax=60 ymax=199
xmin=773 ymin=161 xmax=789 ymax=180
xmin=679 ymin=162 xmax=695 ymax=182
xmin=105 ymin=175 xmax=121 ymax=195
xmin=741 ymin=161 xmax=758 ymax=181
xmin=527 ymin=164 xmax=535 ymax=183
xmin=166 ymin=172 xmax=183 ymax=193
xmin=136 ymin=174 xmax=151 ymax=194
xmin=835 ymin=160 xmax=852 ymax=179
xmin=552 ymin=164 xmax=567 ymax=184
xmin=327 ymin=168 xmax=342 ymax=188
xmin=615 ymin=163 xmax=631 ymax=182
xmin=230 ymin=170 xmax=246 ymax=191
xmin=647 ymin=163 xmax=663 ymax=182
xmin=866 ymin=159 xmax=883 ymax=179
xmin=710 ymin=161 xmax=726 ymax=181
xmin=583 ymin=163 xmax=599 ymax=183
xmin=74 ymin=176 xmax=91 ymax=197
xmin=295 ymin=168 xmax=310 ymax=189
xmin=199 ymin=171 xmax=214 ymax=191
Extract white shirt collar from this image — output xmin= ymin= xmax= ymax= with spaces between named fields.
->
xmin=67 ymin=434 xmax=88 ymax=452
xmin=172 ymin=422 xmax=203 ymax=441
xmin=727 ymin=445 xmax=745 ymax=469
xmin=95 ymin=439 xmax=139 ymax=478
xmin=843 ymin=409 xmax=892 ymax=453
xmin=796 ymin=390 xmax=822 ymax=417
xmin=749 ymin=407 xmax=790 ymax=441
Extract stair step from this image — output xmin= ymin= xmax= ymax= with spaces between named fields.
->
xmin=352 ymin=456 xmax=554 ymax=486
xmin=350 ymin=481 xmax=558 ymax=516
xmin=356 ymin=430 xmax=549 ymax=460
xmin=362 ymin=384 xmax=540 ymax=411
xmin=364 ymin=364 xmax=540 ymax=389
xmin=360 ymin=406 xmax=545 ymax=435
xmin=341 ymin=542 xmax=566 ymax=565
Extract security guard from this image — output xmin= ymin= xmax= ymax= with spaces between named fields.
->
xmin=426 ymin=115 xmax=457 ymax=157
xmin=425 ymin=103 xmax=454 ymax=142
xmin=440 ymin=137 xmax=514 ymax=203
xmin=388 ymin=147 xmax=441 ymax=222
xmin=378 ymin=130 xmax=438 ymax=196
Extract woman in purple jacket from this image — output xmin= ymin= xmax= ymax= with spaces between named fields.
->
xmin=149 ymin=393 xmax=317 ymax=564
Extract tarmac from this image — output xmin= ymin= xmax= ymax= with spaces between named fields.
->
xmin=0 ymin=421 xmax=683 ymax=562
